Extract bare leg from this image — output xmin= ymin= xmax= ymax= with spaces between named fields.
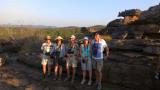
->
xmin=59 ymin=65 xmax=62 ymax=79
xmin=54 ymin=65 xmax=58 ymax=79
xmin=71 ymin=67 xmax=76 ymax=83
xmin=81 ymin=70 xmax=86 ymax=84
xmin=42 ymin=65 xmax=46 ymax=75
xmin=82 ymin=70 xmax=86 ymax=80
xmin=48 ymin=65 xmax=51 ymax=75
xmin=66 ymin=64 xmax=70 ymax=79
xmin=98 ymin=71 xmax=102 ymax=83
xmin=95 ymin=70 xmax=98 ymax=83
xmin=89 ymin=70 xmax=92 ymax=81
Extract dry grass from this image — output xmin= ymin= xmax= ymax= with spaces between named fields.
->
xmin=0 ymin=26 xmax=80 ymax=53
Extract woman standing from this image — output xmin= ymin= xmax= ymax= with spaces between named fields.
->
xmin=80 ymin=36 xmax=92 ymax=85
xmin=41 ymin=35 xmax=53 ymax=79
xmin=51 ymin=36 xmax=65 ymax=80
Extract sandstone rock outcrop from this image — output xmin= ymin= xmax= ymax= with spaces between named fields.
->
xmin=100 ymin=3 xmax=160 ymax=90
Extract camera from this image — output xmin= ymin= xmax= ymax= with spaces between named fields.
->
xmin=67 ymin=48 xmax=74 ymax=54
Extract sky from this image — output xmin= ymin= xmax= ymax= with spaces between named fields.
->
xmin=0 ymin=0 xmax=160 ymax=27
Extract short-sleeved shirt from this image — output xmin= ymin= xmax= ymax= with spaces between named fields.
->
xmin=51 ymin=43 xmax=65 ymax=58
xmin=41 ymin=42 xmax=53 ymax=55
xmin=91 ymin=39 xmax=107 ymax=60
xmin=66 ymin=43 xmax=79 ymax=55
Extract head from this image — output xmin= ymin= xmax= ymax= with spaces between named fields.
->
xmin=45 ymin=35 xmax=51 ymax=43
xmin=94 ymin=33 xmax=100 ymax=41
xmin=55 ymin=36 xmax=63 ymax=45
xmin=70 ymin=35 xmax=76 ymax=44
xmin=83 ymin=36 xmax=89 ymax=45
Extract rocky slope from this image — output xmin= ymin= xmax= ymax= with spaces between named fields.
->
xmin=98 ymin=3 xmax=160 ymax=90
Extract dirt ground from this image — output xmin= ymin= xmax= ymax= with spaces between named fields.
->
xmin=0 ymin=56 xmax=136 ymax=90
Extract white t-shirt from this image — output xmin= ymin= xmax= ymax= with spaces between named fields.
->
xmin=91 ymin=39 xmax=107 ymax=60
xmin=41 ymin=42 xmax=53 ymax=54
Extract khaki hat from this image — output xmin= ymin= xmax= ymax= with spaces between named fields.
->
xmin=55 ymin=36 xmax=63 ymax=40
xmin=70 ymin=35 xmax=76 ymax=39
xmin=46 ymin=35 xmax=51 ymax=40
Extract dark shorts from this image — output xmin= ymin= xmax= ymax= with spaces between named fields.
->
xmin=54 ymin=57 xmax=64 ymax=66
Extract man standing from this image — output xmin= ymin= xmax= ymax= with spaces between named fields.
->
xmin=91 ymin=33 xmax=109 ymax=90
xmin=65 ymin=35 xmax=79 ymax=83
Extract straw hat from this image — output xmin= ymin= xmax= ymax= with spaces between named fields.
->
xmin=55 ymin=36 xmax=63 ymax=40
xmin=70 ymin=35 xmax=76 ymax=40
xmin=46 ymin=35 xmax=51 ymax=40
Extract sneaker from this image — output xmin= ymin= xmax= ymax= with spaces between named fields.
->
xmin=58 ymin=76 xmax=62 ymax=81
xmin=88 ymin=80 xmax=92 ymax=86
xmin=155 ymin=72 xmax=159 ymax=80
xmin=97 ymin=83 xmax=102 ymax=90
xmin=42 ymin=74 xmax=46 ymax=80
xmin=81 ymin=79 xmax=86 ymax=85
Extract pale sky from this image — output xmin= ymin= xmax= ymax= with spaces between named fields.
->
xmin=0 ymin=0 xmax=159 ymax=27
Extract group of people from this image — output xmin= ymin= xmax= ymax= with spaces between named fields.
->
xmin=41 ymin=33 xmax=109 ymax=90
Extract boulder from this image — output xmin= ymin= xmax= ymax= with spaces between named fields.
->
xmin=17 ymin=53 xmax=42 ymax=68
xmin=143 ymin=46 xmax=160 ymax=55
xmin=105 ymin=63 xmax=154 ymax=90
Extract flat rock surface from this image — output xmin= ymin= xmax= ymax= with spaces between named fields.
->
xmin=0 ymin=56 xmax=138 ymax=90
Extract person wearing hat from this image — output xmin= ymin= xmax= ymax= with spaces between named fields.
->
xmin=79 ymin=36 xmax=92 ymax=85
xmin=65 ymin=35 xmax=79 ymax=83
xmin=41 ymin=35 xmax=53 ymax=79
xmin=91 ymin=33 xmax=109 ymax=90
xmin=50 ymin=36 xmax=65 ymax=80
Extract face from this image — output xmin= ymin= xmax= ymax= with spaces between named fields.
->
xmin=56 ymin=39 xmax=62 ymax=44
xmin=46 ymin=39 xmax=51 ymax=43
xmin=94 ymin=34 xmax=100 ymax=41
xmin=84 ymin=39 xmax=89 ymax=45
xmin=70 ymin=38 xmax=75 ymax=44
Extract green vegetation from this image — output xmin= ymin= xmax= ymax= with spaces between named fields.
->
xmin=0 ymin=26 xmax=80 ymax=40
xmin=0 ymin=26 xmax=80 ymax=53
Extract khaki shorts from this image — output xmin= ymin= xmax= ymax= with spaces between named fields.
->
xmin=92 ymin=59 xmax=103 ymax=72
xmin=66 ymin=55 xmax=77 ymax=68
xmin=81 ymin=58 xmax=92 ymax=71
xmin=41 ymin=55 xmax=52 ymax=65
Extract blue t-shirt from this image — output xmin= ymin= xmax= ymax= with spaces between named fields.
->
xmin=92 ymin=39 xmax=107 ymax=60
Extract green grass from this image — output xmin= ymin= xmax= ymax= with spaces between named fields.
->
xmin=0 ymin=26 xmax=80 ymax=53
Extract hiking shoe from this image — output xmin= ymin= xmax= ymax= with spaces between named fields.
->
xmin=155 ymin=72 xmax=159 ymax=80
xmin=42 ymin=74 xmax=46 ymax=80
xmin=81 ymin=79 xmax=86 ymax=85
xmin=58 ymin=76 xmax=62 ymax=81
xmin=97 ymin=83 xmax=102 ymax=90
xmin=88 ymin=80 xmax=92 ymax=86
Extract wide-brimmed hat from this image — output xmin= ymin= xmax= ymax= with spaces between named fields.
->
xmin=70 ymin=35 xmax=76 ymax=39
xmin=55 ymin=36 xmax=63 ymax=40
xmin=46 ymin=35 xmax=51 ymax=40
